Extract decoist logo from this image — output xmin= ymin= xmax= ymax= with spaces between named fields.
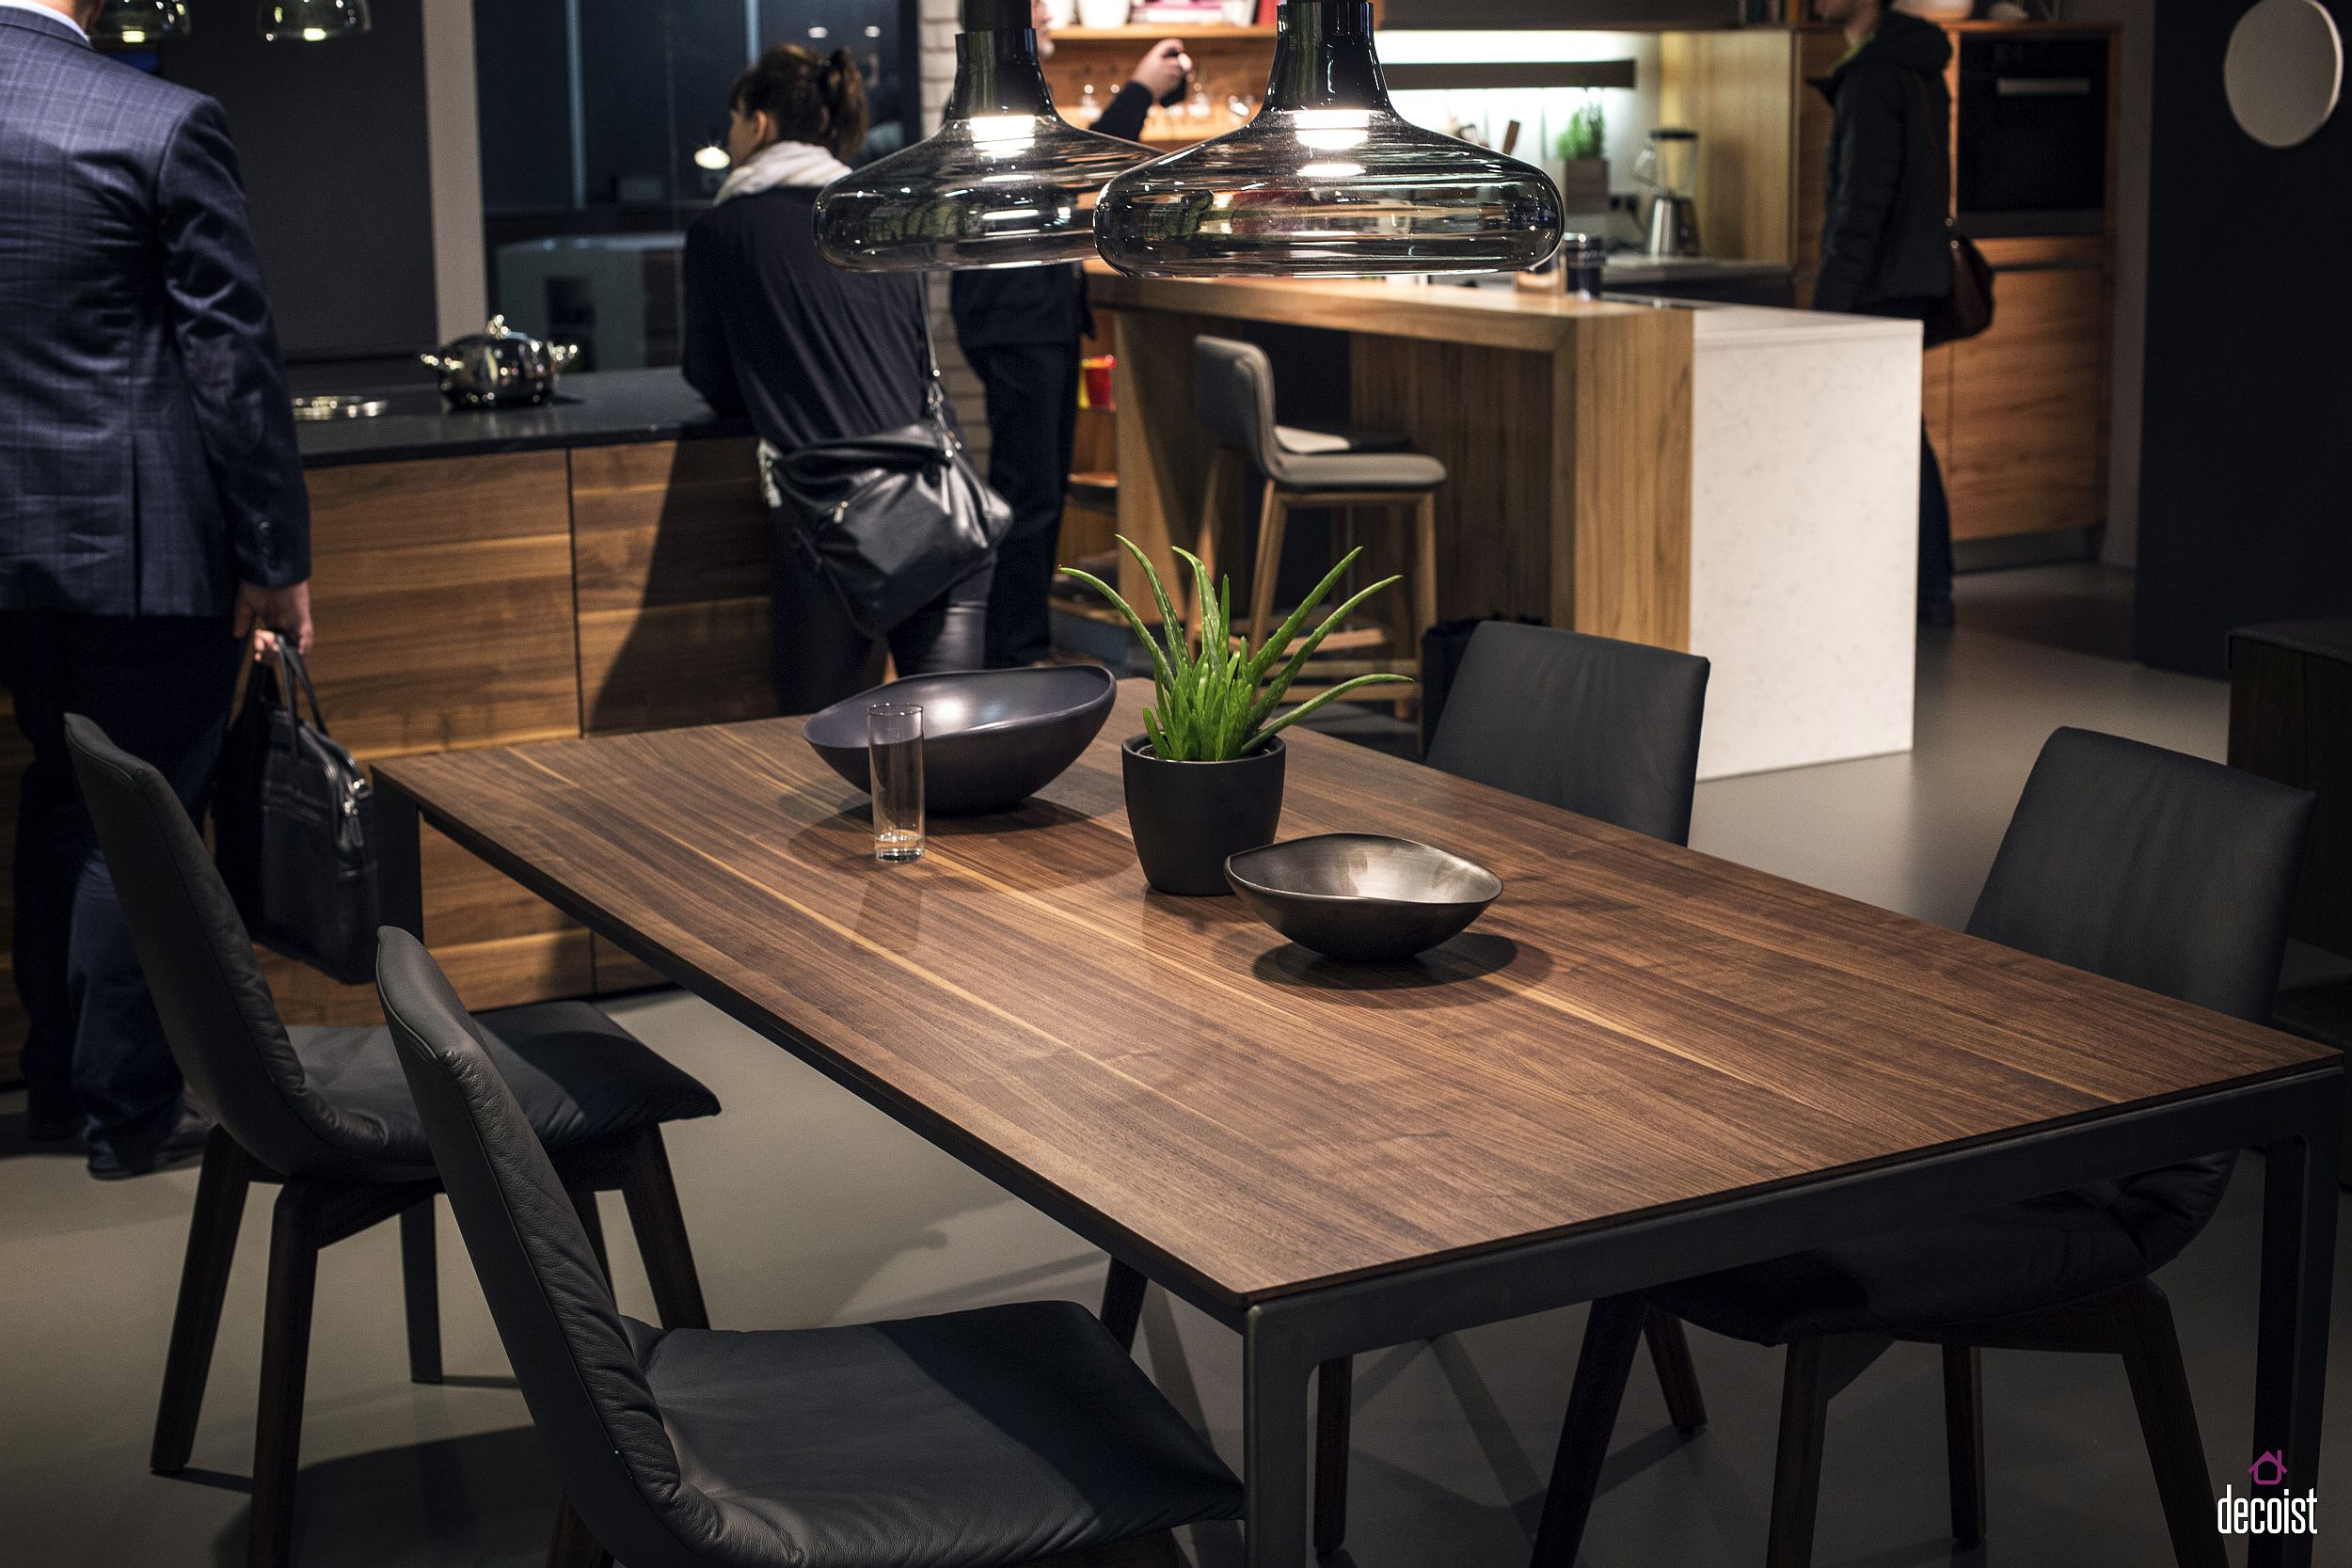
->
xmin=2217 ymin=1451 xmax=2319 ymax=1536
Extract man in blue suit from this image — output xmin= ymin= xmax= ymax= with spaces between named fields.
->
xmin=1 ymin=0 xmax=314 ymax=1177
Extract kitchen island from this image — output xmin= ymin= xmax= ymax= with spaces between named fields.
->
xmin=1094 ymin=275 xmax=1921 ymax=780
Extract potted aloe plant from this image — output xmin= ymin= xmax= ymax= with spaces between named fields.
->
xmin=1064 ymin=536 xmax=1408 ymax=895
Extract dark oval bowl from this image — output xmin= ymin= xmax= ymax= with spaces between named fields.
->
xmin=803 ymin=665 xmax=1118 ymax=816
xmin=1225 ymin=833 xmax=1503 ymax=963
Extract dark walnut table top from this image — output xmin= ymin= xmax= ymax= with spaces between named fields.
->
xmin=377 ymin=684 xmax=2335 ymax=1307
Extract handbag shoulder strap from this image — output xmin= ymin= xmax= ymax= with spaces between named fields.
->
xmin=271 ymin=641 xmax=331 ymax=737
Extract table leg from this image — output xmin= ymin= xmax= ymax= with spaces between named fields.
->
xmin=377 ymin=784 xmax=424 ymax=940
xmin=2249 ymin=1099 xmax=2343 ymax=1568
xmin=1244 ymin=1310 xmax=1314 ymax=1568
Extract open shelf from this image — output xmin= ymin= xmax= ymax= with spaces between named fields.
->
xmin=1057 ymin=24 xmax=1277 ymax=40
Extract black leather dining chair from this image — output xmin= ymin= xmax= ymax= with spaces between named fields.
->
xmin=374 ymin=926 xmax=1244 ymax=1568
xmin=1531 ymin=727 xmax=2319 ymax=1568
xmin=1298 ymin=620 xmax=1716 ymax=1551
xmin=64 ymin=715 xmax=722 ymax=1568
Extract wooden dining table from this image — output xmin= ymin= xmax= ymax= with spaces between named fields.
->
xmin=373 ymin=682 xmax=2343 ymax=1568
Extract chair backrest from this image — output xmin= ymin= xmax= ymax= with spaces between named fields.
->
xmin=375 ymin=927 xmax=738 ymax=1568
xmin=1424 ymin=623 xmax=1711 ymax=846
xmin=63 ymin=714 xmax=370 ymax=1177
xmin=1194 ymin=335 xmax=1283 ymax=475
xmin=1969 ymin=727 xmax=2316 ymax=1025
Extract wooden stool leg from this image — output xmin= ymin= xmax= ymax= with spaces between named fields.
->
xmin=400 ymin=1198 xmax=442 ymax=1384
xmin=1943 ymin=1344 xmax=1987 ymax=1544
xmin=151 ymin=1130 xmax=251 ymax=1475
xmin=620 ymin=1130 xmax=709 ymax=1331
xmin=547 ymin=1494 xmax=612 ymax=1568
xmin=1531 ymin=1296 xmax=1648 ymax=1568
xmin=2112 ymin=1283 xmax=2227 ymax=1568
xmin=1188 ymin=450 xmax=1232 ymax=644
xmin=1101 ymin=1259 xmax=1149 ymax=1353
xmin=1645 ymin=1308 xmax=1708 ymax=1433
xmin=251 ymin=1185 xmax=324 ymax=1568
xmin=1412 ymin=489 xmax=1438 ymax=639
xmin=1248 ymin=483 xmax=1289 ymax=646
xmin=1313 ymin=1354 xmax=1353 ymax=1556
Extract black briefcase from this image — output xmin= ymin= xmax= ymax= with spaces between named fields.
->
xmin=215 ymin=642 xmax=381 ymax=985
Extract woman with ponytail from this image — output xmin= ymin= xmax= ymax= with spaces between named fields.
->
xmin=683 ymin=45 xmax=995 ymax=714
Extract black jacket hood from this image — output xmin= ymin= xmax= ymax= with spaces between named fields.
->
xmin=1835 ymin=9 xmax=1955 ymax=86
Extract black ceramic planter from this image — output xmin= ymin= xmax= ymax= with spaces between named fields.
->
xmin=1120 ymin=736 xmax=1286 ymax=896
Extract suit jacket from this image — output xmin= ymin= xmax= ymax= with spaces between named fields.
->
xmin=949 ymin=81 xmax=1152 ymax=353
xmin=0 ymin=7 xmax=310 ymax=617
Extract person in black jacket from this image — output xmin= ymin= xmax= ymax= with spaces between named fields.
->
xmin=952 ymin=9 xmax=1189 ymax=667
xmin=683 ymin=46 xmax=993 ymax=715
xmin=1 ymin=0 xmax=313 ymax=1178
xmin=1814 ymin=0 xmax=1957 ymax=626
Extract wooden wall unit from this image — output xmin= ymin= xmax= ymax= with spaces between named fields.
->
xmin=1659 ymin=28 xmax=1803 ymax=268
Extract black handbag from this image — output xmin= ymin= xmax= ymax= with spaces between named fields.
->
xmin=1917 ymin=75 xmax=1995 ymax=350
xmin=761 ymin=320 xmax=1012 ymax=640
xmin=215 ymin=641 xmax=381 ymax=985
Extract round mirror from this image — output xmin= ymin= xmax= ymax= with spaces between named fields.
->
xmin=2225 ymin=0 xmax=2344 ymax=150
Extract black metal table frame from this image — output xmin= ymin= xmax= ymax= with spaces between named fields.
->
xmin=378 ymin=784 xmax=2344 ymax=1568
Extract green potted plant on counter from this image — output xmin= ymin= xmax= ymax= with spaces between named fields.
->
xmin=1064 ymin=536 xmax=1408 ymax=895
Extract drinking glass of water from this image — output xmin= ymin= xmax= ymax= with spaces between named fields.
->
xmin=867 ymin=703 xmax=925 ymax=863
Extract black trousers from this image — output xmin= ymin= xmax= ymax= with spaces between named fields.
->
xmin=966 ymin=341 xmax=1082 ymax=668
xmin=767 ymin=513 xmax=995 ymax=716
xmin=0 ymin=611 xmax=241 ymax=1156
xmin=1856 ymin=294 xmax=1956 ymax=617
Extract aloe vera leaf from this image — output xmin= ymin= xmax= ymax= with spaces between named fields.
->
xmin=1143 ymin=705 xmax=1169 ymax=759
xmin=1248 ymin=575 xmax=1405 ymax=730
xmin=1244 ymin=547 xmax=1367 ymax=686
xmin=1247 ymin=673 xmax=1414 ymax=750
xmin=1115 ymin=536 xmax=1192 ymax=677
xmin=1175 ymin=546 xmax=1221 ymax=677
xmin=1061 ymin=567 xmax=1177 ymax=694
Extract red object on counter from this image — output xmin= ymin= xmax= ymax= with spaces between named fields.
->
xmin=1081 ymin=355 xmax=1117 ymax=411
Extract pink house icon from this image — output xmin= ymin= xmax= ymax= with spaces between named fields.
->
xmin=2249 ymin=1451 xmax=2289 ymax=1487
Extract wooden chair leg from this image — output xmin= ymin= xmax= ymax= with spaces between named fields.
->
xmin=1412 ymin=490 xmax=1438 ymax=639
xmin=400 ymin=1198 xmax=442 ymax=1384
xmin=1100 ymin=1259 xmax=1149 ymax=1353
xmin=1765 ymin=1334 xmax=1890 ymax=1568
xmin=250 ymin=1184 xmax=324 ymax=1568
xmin=618 ymin=1130 xmax=709 ymax=1331
xmin=1313 ymin=1354 xmax=1353 ymax=1557
xmin=569 ymin=1185 xmax=613 ymax=1287
xmin=1531 ymin=1295 xmax=1649 ymax=1568
xmin=1942 ymin=1344 xmax=1987 ymax=1545
xmin=1248 ymin=483 xmax=1288 ymax=645
xmin=151 ymin=1130 xmax=251 ymax=1476
xmin=2111 ymin=1282 xmax=2227 ymax=1568
xmin=1644 ymin=1308 xmax=1708 ymax=1433
xmin=547 ymin=1493 xmax=612 ymax=1568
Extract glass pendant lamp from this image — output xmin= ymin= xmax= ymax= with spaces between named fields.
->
xmin=259 ymin=0 xmax=370 ymax=43
xmin=1094 ymin=0 xmax=1563 ymax=277
xmin=89 ymin=0 xmax=190 ymax=46
xmin=815 ymin=0 xmax=1152 ymax=272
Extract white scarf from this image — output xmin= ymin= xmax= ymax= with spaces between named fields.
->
xmin=714 ymin=139 xmax=852 ymax=204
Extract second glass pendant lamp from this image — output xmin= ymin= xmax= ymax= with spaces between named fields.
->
xmin=816 ymin=0 xmax=1151 ymax=271
xmin=1095 ymin=0 xmax=1564 ymax=277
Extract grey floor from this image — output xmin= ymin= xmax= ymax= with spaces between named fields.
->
xmin=2 ymin=564 xmax=2345 ymax=1568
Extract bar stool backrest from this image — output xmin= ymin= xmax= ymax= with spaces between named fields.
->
xmin=1968 ymin=726 xmax=2315 ymax=1025
xmin=1425 ymin=623 xmax=1711 ymax=847
xmin=375 ymin=928 xmax=743 ymax=1568
xmin=1194 ymin=335 xmax=1290 ymax=482
xmin=65 ymin=714 xmax=380 ymax=1178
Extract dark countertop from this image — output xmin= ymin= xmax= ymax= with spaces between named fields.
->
xmin=295 ymin=368 xmax=749 ymax=469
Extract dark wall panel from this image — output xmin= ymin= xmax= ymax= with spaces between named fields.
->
xmin=2137 ymin=0 xmax=2352 ymax=675
xmin=163 ymin=0 xmax=437 ymax=360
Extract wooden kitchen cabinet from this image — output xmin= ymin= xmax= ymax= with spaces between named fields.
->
xmin=1945 ymin=239 xmax=2109 ymax=541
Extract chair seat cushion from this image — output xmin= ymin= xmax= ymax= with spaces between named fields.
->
xmin=1655 ymin=1157 xmax=2234 ymax=1345
xmin=1275 ymin=448 xmax=1448 ymax=493
xmin=1274 ymin=421 xmax=1411 ymax=456
xmin=631 ymin=1300 xmax=1241 ymax=1568
xmin=292 ymin=1001 xmax=719 ymax=1180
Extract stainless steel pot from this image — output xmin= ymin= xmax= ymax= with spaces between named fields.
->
xmin=419 ymin=316 xmax=579 ymax=409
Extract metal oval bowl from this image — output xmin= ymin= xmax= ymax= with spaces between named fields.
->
xmin=1225 ymin=833 xmax=1503 ymax=963
xmin=803 ymin=664 xmax=1118 ymax=816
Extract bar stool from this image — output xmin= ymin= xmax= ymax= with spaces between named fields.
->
xmin=1190 ymin=337 xmax=1443 ymax=700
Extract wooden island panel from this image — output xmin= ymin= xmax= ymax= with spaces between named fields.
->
xmin=570 ymin=438 xmax=774 ymax=736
